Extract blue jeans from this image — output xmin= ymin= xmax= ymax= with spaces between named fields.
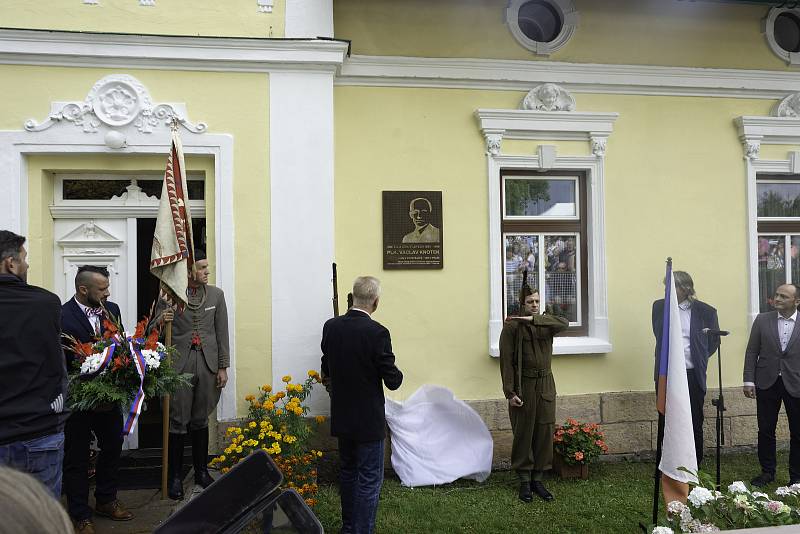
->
xmin=338 ymin=438 xmax=384 ymax=534
xmin=0 ymin=431 xmax=65 ymax=498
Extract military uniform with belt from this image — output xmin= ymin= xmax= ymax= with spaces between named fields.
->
xmin=499 ymin=302 xmax=568 ymax=502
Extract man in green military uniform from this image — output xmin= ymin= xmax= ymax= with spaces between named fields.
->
xmin=499 ymin=285 xmax=568 ymax=503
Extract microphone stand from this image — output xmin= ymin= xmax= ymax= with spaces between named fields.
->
xmin=709 ymin=333 xmax=725 ymax=491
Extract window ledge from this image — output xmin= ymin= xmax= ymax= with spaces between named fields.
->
xmin=490 ymin=336 xmax=611 ymax=357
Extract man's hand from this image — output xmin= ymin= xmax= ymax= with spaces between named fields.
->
xmin=161 ymin=309 xmax=174 ymax=322
xmin=508 ymin=395 xmax=524 ymax=408
xmin=216 ymin=368 xmax=228 ymax=389
xmin=743 ymin=385 xmax=756 ymax=399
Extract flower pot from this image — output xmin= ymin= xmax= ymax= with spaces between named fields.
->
xmin=553 ymin=451 xmax=589 ymax=480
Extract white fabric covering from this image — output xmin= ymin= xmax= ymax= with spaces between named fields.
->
xmin=384 ymin=385 xmax=493 ymax=487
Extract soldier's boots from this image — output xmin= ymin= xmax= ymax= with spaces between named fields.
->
xmin=518 ymin=481 xmax=533 ymax=503
xmin=531 ymin=480 xmax=554 ymax=501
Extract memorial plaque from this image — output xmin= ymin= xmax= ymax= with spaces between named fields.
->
xmin=383 ymin=191 xmax=443 ymax=269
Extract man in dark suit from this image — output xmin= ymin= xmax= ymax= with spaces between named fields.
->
xmin=62 ymin=265 xmax=132 ymax=533
xmin=321 ymin=276 xmax=403 ymax=534
xmin=0 ymin=230 xmax=68 ymax=498
xmin=652 ymin=271 xmax=719 ymax=465
xmin=744 ymin=283 xmax=800 ymax=487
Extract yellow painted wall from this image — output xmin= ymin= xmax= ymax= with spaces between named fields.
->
xmin=335 ymin=0 xmax=784 ymax=70
xmin=0 ymin=65 xmax=270 ymax=415
xmin=335 ymin=85 xmax=773 ymax=401
xmin=0 ymin=0 xmax=285 ymax=38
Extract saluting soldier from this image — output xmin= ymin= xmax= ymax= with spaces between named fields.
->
xmin=499 ymin=284 xmax=568 ymax=503
xmin=157 ymin=248 xmax=229 ymax=500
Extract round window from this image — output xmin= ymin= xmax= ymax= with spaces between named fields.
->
xmin=505 ymin=0 xmax=577 ymax=56
xmin=518 ymin=1 xmax=563 ymax=43
xmin=775 ymin=11 xmax=800 ymax=53
xmin=764 ymin=7 xmax=800 ymax=65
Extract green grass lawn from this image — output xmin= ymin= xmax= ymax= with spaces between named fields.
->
xmin=314 ymin=451 xmax=792 ymax=533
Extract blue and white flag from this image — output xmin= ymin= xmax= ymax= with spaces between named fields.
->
xmin=656 ymin=259 xmax=698 ymax=503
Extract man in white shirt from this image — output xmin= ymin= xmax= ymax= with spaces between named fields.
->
xmin=744 ymin=283 xmax=800 ymax=487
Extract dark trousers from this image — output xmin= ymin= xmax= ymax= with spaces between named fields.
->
xmin=687 ymin=369 xmax=706 ymax=465
xmin=756 ymin=376 xmax=800 ymax=481
xmin=338 ymin=438 xmax=384 ymax=534
xmin=63 ymin=409 xmax=123 ymax=521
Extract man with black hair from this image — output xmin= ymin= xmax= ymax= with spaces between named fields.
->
xmin=62 ymin=264 xmax=132 ymax=533
xmin=0 ymin=230 xmax=69 ymax=498
xmin=499 ymin=284 xmax=568 ymax=503
xmin=158 ymin=248 xmax=229 ymax=500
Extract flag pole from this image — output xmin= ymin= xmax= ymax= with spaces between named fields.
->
xmin=161 ymin=299 xmax=173 ymax=500
xmin=649 ymin=257 xmax=672 ymax=527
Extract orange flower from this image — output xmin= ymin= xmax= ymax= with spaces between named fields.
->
xmin=102 ymin=319 xmax=119 ymax=340
xmin=574 ymin=451 xmax=584 ymax=461
xmin=133 ymin=319 xmax=146 ymax=339
xmin=144 ymin=328 xmax=160 ymax=351
xmin=315 ymin=415 xmax=326 ymax=424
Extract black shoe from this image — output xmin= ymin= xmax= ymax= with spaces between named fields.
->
xmin=191 ymin=427 xmax=214 ymax=488
xmin=531 ymin=480 xmax=554 ymax=501
xmin=167 ymin=433 xmax=185 ymax=500
xmin=751 ymin=472 xmax=775 ymax=487
xmin=518 ymin=482 xmax=533 ymax=503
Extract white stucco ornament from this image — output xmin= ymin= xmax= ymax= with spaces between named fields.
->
xmin=521 ymin=83 xmax=576 ymax=112
xmin=773 ymin=92 xmax=800 ymax=118
xmin=104 ymin=130 xmax=126 ymax=149
xmin=24 ymin=74 xmax=207 ymax=135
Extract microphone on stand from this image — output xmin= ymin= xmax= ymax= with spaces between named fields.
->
xmin=702 ymin=328 xmax=730 ymax=336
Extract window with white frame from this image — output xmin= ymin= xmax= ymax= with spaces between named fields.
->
xmin=764 ymin=6 xmax=800 ymax=66
xmin=501 ymin=170 xmax=587 ymax=334
xmin=756 ymin=174 xmax=800 ymax=311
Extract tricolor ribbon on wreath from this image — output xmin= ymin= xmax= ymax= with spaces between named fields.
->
xmin=123 ymin=339 xmax=148 ymax=436
xmin=81 ymin=343 xmax=116 ymax=380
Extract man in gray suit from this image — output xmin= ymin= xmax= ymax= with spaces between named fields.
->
xmin=744 ymin=283 xmax=800 ymax=487
xmin=159 ymin=249 xmax=229 ymax=500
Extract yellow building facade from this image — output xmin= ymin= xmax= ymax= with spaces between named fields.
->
xmin=2 ymin=0 xmax=800 ymax=457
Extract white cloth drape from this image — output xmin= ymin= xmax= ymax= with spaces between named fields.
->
xmin=384 ymin=385 xmax=493 ymax=487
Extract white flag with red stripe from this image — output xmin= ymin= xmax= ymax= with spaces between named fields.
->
xmin=150 ymin=129 xmax=194 ymax=309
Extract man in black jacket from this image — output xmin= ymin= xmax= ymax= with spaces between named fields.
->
xmin=652 ymin=270 xmax=720 ymax=465
xmin=321 ymin=276 xmax=403 ymax=534
xmin=62 ymin=265 xmax=133 ymax=533
xmin=0 ymin=230 xmax=68 ymax=498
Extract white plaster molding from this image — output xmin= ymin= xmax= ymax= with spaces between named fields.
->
xmin=25 ymin=75 xmax=206 ymax=135
xmin=537 ymin=144 xmax=557 ymax=170
xmin=476 ymin=109 xmax=618 ymax=141
xmin=590 ymin=135 xmax=607 ymax=157
xmin=0 ymin=29 xmax=348 ymax=73
xmin=485 ymin=132 xmax=503 ymax=156
xmin=505 ymin=0 xmax=578 ymax=57
xmin=0 ymin=124 xmax=237 ymax=423
xmin=773 ymin=92 xmax=800 ymax=117
xmin=83 ymin=0 xmax=99 ymax=4
xmin=257 ymin=0 xmax=273 ymax=13
xmin=763 ymin=7 xmax=800 ymax=67
xmin=522 ymin=83 xmax=575 ymax=111
xmin=477 ymin=109 xmax=616 ymax=357
xmin=338 ymin=55 xmax=800 ymax=100
xmin=270 ymin=71 xmax=335 ymax=416
xmin=736 ymin=116 xmax=800 ymax=146
xmin=139 ymin=0 xmax=155 ymax=6
xmin=735 ymin=114 xmax=800 ymax=323
xmin=285 ymin=0 xmax=334 ymax=38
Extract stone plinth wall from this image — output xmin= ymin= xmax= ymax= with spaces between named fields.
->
xmin=213 ymin=387 xmax=782 ymax=480
xmin=469 ymin=388 xmax=787 ymax=469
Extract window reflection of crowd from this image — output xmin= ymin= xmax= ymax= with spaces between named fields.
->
xmin=758 ymin=237 xmax=800 ymax=312
xmin=504 ymin=236 xmax=578 ymax=321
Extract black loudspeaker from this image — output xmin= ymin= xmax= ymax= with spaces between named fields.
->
xmin=154 ymin=449 xmax=323 ymax=534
